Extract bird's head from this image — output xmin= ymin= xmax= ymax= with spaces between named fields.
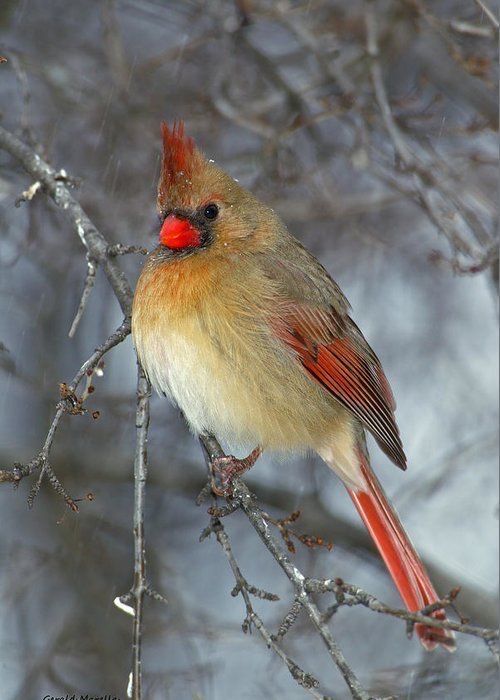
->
xmin=156 ymin=121 xmax=277 ymax=257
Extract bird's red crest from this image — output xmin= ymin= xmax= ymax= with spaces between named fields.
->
xmin=160 ymin=120 xmax=196 ymax=188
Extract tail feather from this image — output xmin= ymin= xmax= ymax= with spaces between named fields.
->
xmin=346 ymin=453 xmax=455 ymax=651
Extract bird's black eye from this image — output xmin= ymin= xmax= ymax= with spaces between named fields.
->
xmin=203 ymin=203 xmax=219 ymax=221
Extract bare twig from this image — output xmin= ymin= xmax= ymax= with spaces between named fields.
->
xmin=306 ymin=578 xmax=499 ymax=659
xmin=449 ymin=20 xmax=495 ymax=39
xmin=115 ymin=366 xmax=167 ymax=700
xmin=365 ymin=4 xmax=414 ymax=166
xmin=262 ymin=508 xmax=333 ymax=554
xmin=0 ymin=125 xmax=133 ymax=316
xmin=107 ymin=244 xmax=148 ymax=257
xmin=27 ymin=460 xmax=78 ymax=511
xmin=130 ymin=365 xmax=150 ymax=700
xmin=200 ymin=433 xmax=500 ymax=695
xmin=0 ymin=318 xmax=131 ymax=492
xmin=364 ymin=2 xmax=497 ymax=272
xmin=199 ymin=433 xmax=373 ymax=700
xmin=273 ymin=0 xmax=355 ymax=100
xmin=274 ymin=597 xmax=303 ymax=640
xmin=430 ymin=244 xmax=499 ymax=275
xmin=474 ymin=0 xmax=499 ymax=30
xmin=203 ymin=517 xmax=324 ymax=697
xmin=68 ymin=254 xmax=98 ymax=338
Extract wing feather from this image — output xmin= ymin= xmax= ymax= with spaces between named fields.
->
xmin=274 ymin=303 xmax=406 ymax=469
xmin=259 ymin=233 xmax=406 ymax=469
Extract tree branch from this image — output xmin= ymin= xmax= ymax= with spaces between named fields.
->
xmin=364 ymin=2 xmax=498 ymax=272
xmin=474 ymin=0 xmax=499 ymax=30
xmin=68 ymin=253 xmax=98 ymax=338
xmin=0 ymin=124 xmax=133 ymax=316
xmin=306 ymin=579 xmax=498 ymax=659
xmin=0 ymin=317 xmax=131 ymax=497
xmin=201 ymin=517 xmax=327 ymax=697
xmin=130 ymin=365 xmax=150 ymax=700
xmin=199 ymin=433 xmax=373 ymax=700
xmin=199 ymin=433 xmax=499 ymax=695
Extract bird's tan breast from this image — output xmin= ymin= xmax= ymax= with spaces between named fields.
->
xmin=132 ymin=254 xmax=349 ymax=453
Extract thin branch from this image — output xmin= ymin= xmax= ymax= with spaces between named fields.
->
xmin=364 ymin=2 xmax=497 ymax=269
xmin=68 ymin=254 xmax=98 ymax=338
xmin=306 ymin=578 xmax=499 ymax=659
xmin=199 ymin=433 xmax=372 ymax=700
xmin=449 ymin=19 xmax=495 ymax=38
xmin=0 ymin=318 xmax=131 ymax=493
xmin=430 ymin=244 xmax=499 ymax=275
xmin=274 ymin=597 xmax=303 ymax=640
xmin=114 ymin=367 xmax=167 ymax=700
xmin=203 ymin=517 xmax=324 ymax=697
xmin=272 ymin=0 xmax=355 ymax=100
xmin=0 ymin=125 xmax=133 ymax=316
xmin=27 ymin=460 xmax=78 ymax=511
xmin=130 ymin=364 xmax=151 ymax=700
xmin=107 ymin=244 xmax=148 ymax=257
xmin=365 ymin=5 xmax=414 ymax=166
xmin=474 ymin=0 xmax=499 ymax=30
xmin=115 ymin=366 xmax=168 ymax=700
xmin=200 ymin=433 xmax=500 ymax=696
xmin=262 ymin=508 xmax=333 ymax=555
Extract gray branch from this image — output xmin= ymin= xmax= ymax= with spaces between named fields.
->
xmin=130 ymin=365 xmax=151 ymax=699
xmin=0 ymin=124 xmax=133 ymax=316
xmin=199 ymin=433 xmax=373 ymax=700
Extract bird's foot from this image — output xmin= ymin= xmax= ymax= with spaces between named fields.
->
xmin=211 ymin=446 xmax=262 ymax=497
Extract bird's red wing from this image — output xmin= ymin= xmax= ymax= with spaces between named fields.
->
xmin=273 ymin=303 xmax=406 ymax=469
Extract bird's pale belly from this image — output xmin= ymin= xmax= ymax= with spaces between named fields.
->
xmin=146 ymin=326 xmax=250 ymax=444
xmin=134 ymin=312 xmax=350 ymax=456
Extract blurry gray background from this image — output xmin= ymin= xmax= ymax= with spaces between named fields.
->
xmin=0 ymin=1 xmax=498 ymax=698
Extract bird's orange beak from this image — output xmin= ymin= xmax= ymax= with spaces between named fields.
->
xmin=159 ymin=214 xmax=201 ymax=249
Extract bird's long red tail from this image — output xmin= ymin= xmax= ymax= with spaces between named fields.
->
xmin=346 ymin=453 xmax=455 ymax=651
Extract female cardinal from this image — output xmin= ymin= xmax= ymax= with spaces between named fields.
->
xmin=132 ymin=121 xmax=455 ymax=650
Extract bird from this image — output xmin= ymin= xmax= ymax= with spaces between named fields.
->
xmin=132 ymin=121 xmax=455 ymax=651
